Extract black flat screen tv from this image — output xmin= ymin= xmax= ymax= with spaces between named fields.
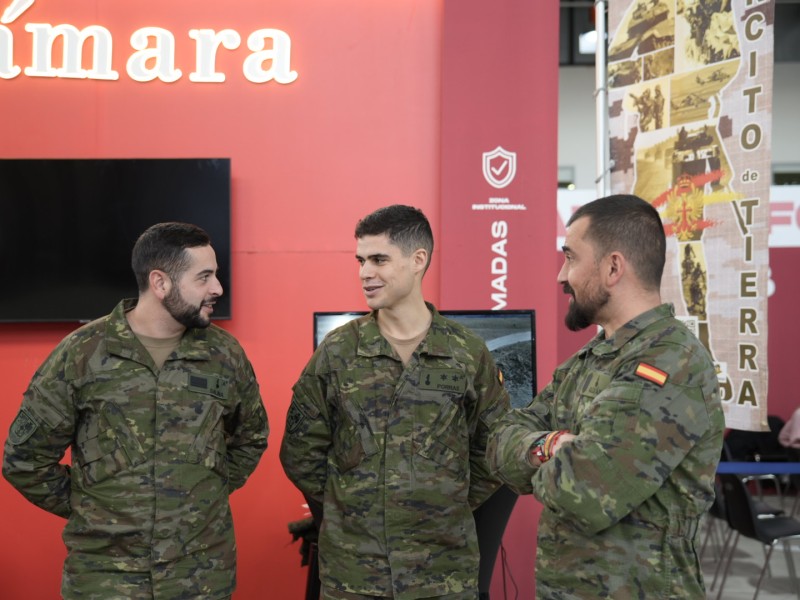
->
xmin=0 ymin=158 xmax=231 ymax=323
xmin=313 ymin=309 xmax=536 ymax=408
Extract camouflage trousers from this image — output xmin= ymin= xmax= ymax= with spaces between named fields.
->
xmin=321 ymin=586 xmax=478 ymax=600
xmin=62 ymin=570 xmax=233 ymax=600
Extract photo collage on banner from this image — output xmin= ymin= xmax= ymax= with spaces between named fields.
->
xmin=607 ymin=0 xmax=774 ymax=430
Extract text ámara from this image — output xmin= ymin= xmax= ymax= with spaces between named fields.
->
xmin=0 ymin=23 xmax=298 ymax=84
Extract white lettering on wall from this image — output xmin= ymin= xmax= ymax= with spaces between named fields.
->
xmin=0 ymin=25 xmax=21 ymax=78
xmin=1 ymin=0 xmax=33 ymax=25
xmin=244 ymin=29 xmax=298 ymax=84
xmin=189 ymin=29 xmax=241 ymax=83
xmin=127 ymin=28 xmax=180 ymax=83
xmin=1 ymin=18 xmax=298 ymax=84
xmin=25 ymin=23 xmax=118 ymax=79
xmin=491 ymin=220 xmax=508 ymax=309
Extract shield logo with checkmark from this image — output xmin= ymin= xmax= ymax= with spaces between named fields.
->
xmin=482 ymin=146 xmax=517 ymax=189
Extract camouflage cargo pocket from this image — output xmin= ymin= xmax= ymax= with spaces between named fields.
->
xmin=330 ymin=370 xmax=378 ymax=473
xmin=75 ymin=402 xmax=146 ymax=486
xmin=190 ymin=400 xmax=228 ymax=480
xmin=199 ymin=430 xmax=229 ymax=481
xmin=416 ymin=438 xmax=467 ymax=479
xmin=332 ymin=423 xmax=365 ymax=473
xmin=579 ymin=381 xmax=643 ymax=446
xmin=415 ymin=390 xmax=468 ymax=473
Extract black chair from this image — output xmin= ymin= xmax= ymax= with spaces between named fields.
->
xmin=706 ymin=476 xmax=786 ymax=594
xmin=715 ymin=473 xmax=800 ymax=600
xmin=784 ymin=447 xmax=800 ymax=516
xmin=723 ymin=433 xmax=788 ymax=511
xmin=703 ymin=479 xmax=735 ymax=590
xmin=473 ymin=485 xmax=518 ymax=599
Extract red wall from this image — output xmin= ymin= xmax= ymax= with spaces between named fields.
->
xmin=766 ymin=247 xmax=800 ymax=423
xmin=1 ymin=2 xmax=792 ymax=598
xmin=0 ymin=2 xmax=451 ymax=598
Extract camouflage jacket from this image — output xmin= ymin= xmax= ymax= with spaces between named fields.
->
xmin=280 ymin=304 xmax=509 ymax=599
xmin=2 ymin=299 xmax=269 ymax=600
xmin=487 ymin=304 xmax=724 ymax=599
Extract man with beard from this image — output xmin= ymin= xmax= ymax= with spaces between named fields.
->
xmin=3 ymin=222 xmax=268 ymax=600
xmin=487 ymin=195 xmax=724 ymax=599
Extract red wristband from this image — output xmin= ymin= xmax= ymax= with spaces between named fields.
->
xmin=531 ymin=433 xmax=549 ymax=464
xmin=533 ymin=430 xmax=569 ymax=464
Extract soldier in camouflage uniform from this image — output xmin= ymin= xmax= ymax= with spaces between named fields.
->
xmin=3 ymin=223 xmax=269 ymax=600
xmin=487 ymin=195 xmax=724 ymax=599
xmin=280 ymin=205 xmax=509 ymax=600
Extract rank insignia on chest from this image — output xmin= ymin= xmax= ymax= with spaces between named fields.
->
xmin=635 ymin=362 xmax=668 ymax=387
xmin=420 ymin=368 xmax=467 ymax=393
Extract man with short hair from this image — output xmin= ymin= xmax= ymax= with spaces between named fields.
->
xmin=280 ymin=205 xmax=510 ymax=599
xmin=3 ymin=222 xmax=268 ymax=600
xmin=487 ymin=194 xmax=724 ymax=599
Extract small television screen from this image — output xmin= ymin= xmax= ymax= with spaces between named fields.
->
xmin=313 ymin=310 xmax=536 ymax=408
xmin=0 ymin=158 xmax=231 ymax=323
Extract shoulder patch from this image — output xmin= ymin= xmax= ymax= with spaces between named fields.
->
xmin=498 ymin=368 xmax=504 ymax=386
xmin=285 ymin=403 xmax=308 ymax=434
xmin=635 ymin=362 xmax=668 ymax=387
xmin=8 ymin=408 xmax=38 ymax=445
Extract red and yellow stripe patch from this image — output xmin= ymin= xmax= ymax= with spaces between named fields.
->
xmin=635 ymin=362 xmax=668 ymax=387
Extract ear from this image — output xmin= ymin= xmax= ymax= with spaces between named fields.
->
xmin=604 ymin=251 xmax=626 ymax=287
xmin=411 ymin=248 xmax=428 ymax=275
xmin=149 ymin=270 xmax=172 ymax=300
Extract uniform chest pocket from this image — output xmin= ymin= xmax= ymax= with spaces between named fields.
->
xmin=74 ymin=401 xmax=146 ymax=487
xmin=414 ymin=386 xmax=469 ymax=472
xmin=331 ymin=371 xmax=380 ymax=474
xmin=579 ymin=381 xmax=643 ymax=447
xmin=332 ymin=424 xmax=367 ymax=474
xmin=187 ymin=400 xmax=229 ymax=480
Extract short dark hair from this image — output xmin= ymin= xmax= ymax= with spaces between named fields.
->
xmin=355 ymin=205 xmax=434 ymax=271
xmin=568 ymin=194 xmax=666 ymax=290
xmin=131 ymin=222 xmax=211 ymax=292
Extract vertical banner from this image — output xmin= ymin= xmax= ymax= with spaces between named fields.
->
xmin=440 ymin=0 xmax=560 ymax=368
xmin=607 ymin=0 xmax=773 ymax=431
xmin=440 ymin=1 xmax=559 ymax=598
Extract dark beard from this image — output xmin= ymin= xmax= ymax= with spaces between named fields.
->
xmin=163 ymin=287 xmax=211 ymax=330
xmin=563 ymin=283 xmax=609 ymax=332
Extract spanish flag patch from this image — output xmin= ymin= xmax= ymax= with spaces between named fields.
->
xmin=635 ymin=362 xmax=668 ymax=387
xmin=498 ymin=368 xmax=504 ymax=386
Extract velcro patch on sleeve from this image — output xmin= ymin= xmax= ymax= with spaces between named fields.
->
xmin=635 ymin=362 xmax=668 ymax=387
xmin=285 ymin=402 xmax=309 ymax=434
xmin=9 ymin=408 xmax=38 ymax=445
